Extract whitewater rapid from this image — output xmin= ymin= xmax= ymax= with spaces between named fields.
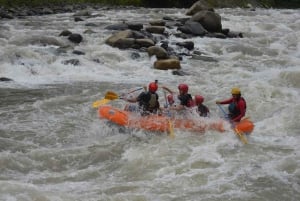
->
xmin=0 ymin=7 xmax=299 ymax=201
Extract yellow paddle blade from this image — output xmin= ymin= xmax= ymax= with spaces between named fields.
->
xmin=234 ymin=128 xmax=248 ymax=144
xmin=105 ymin=91 xmax=119 ymax=100
xmin=168 ymin=120 xmax=175 ymax=139
xmin=92 ymin=98 xmax=111 ymax=108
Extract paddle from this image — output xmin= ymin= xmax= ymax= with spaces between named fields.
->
xmin=163 ymin=89 xmax=175 ymax=138
xmin=217 ymin=104 xmax=248 ymax=144
xmin=92 ymin=87 xmax=144 ymax=108
xmin=92 ymin=91 xmax=116 ymax=108
xmin=217 ymin=104 xmax=229 ymax=119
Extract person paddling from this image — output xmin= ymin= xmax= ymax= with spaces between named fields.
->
xmin=125 ymin=81 xmax=160 ymax=115
xmin=162 ymin=83 xmax=194 ymax=111
xmin=194 ymin=95 xmax=210 ymax=117
xmin=216 ymin=87 xmax=246 ymax=122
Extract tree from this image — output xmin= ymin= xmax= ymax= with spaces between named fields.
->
xmin=142 ymin=0 xmax=198 ymax=8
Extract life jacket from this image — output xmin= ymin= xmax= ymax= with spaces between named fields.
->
xmin=138 ymin=91 xmax=159 ymax=113
xmin=148 ymin=93 xmax=158 ymax=109
xmin=228 ymin=97 xmax=246 ymax=118
xmin=198 ymin=104 xmax=209 ymax=117
xmin=178 ymin=93 xmax=194 ymax=107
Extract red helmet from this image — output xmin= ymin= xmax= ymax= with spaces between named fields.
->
xmin=148 ymin=82 xmax=158 ymax=92
xmin=167 ymin=94 xmax=174 ymax=104
xmin=195 ymin=95 xmax=204 ymax=104
xmin=178 ymin=83 xmax=188 ymax=93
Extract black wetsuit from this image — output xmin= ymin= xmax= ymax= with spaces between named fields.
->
xmin=197 ymin=104 xmax=209 ymax=117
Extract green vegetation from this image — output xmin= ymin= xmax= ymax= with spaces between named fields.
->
xmin=0 ymin=0 xmax=142 ymax=7
xmin=274 ymin=0 xmax=300 ymax=8
xmin=0 ymin=0 xmax=299 ymax=8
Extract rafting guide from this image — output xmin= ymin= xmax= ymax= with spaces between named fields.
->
xmin=216 ymin=87 xmax=247 ymax=122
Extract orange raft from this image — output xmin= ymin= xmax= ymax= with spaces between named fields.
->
xmin=98 ymin=105 xmax=225 ymax=133
xmin=235 ymin=118 xmax=254 ymax=134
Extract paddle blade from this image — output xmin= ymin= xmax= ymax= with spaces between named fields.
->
xmin=92 ymin=98 xmax=111 ymax=108
xmin=105 ymin=91 xmax=119 ymax=100
xmin=234 ymin=128 xmax=248 ymax=144
xmin=168 ymin=120 xmax=175 ymax=139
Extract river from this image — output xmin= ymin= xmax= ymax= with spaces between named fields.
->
xmin=0 ymin=7 xmax=299 ymax=201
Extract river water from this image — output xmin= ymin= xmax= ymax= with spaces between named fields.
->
xmin=0 ymin=7 xmax=299 ymax=201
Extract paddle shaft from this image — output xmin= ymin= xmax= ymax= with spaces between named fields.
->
xmin=217 ymin=104 xmax=229 ymax=120
xmin=93 ymin=87 xmax=144 ymax=108
xmin=123 ymin=87 xmax=144 ymax=98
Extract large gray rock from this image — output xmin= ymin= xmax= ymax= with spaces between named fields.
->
xmin=191 ymin=10 xmax=222 ymax=33
xmin=178 ymin=21 xmax=208 ymax=36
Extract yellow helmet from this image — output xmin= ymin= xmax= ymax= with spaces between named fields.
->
xmin=231 ymin=87 xmax=241 ymax=95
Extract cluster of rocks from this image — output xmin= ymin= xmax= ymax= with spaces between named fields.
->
xmin=0 ymin=0 xmax=246 ymax=82
xmin=59 ymin=1 xmax=244 ymax=72
xmin=102 ymin=0 xmax=243 ymax=71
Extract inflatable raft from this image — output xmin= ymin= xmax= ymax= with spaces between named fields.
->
xmin=98 ymin=105 xmax=228 ymax=133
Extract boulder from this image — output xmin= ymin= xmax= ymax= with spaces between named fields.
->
xmin=154 ymin=59 xmax=181 ymax=70
xmin=113 ymin=38 xmax=135 ymax=49
xmin=176 ymin=41 xmax=194 ymax=50
xmin=149 ymin=20 xmax=166 ymax=26
xmin=127 ymin=23 xmax=143 ymax=31
xmin=105 ymin=23 xmax=128 ymax=30
xmin=145 ymin=26 xmax=165 ymax=34
xmin=191 ymin=10 xmax=222 ymax=33
xmin=59 ymin=30 xmax=72 ymax=36
xmin=135 ymin=39 xmax=155 ymax=48
xmin=105 ymin=30 xmax=133 ymax=47
xmin=68 ymin=33 xmax=83 ymax=44
xmin=147 ymin=46 xmax=168 ymax=59
xmin=178 ymin=21 xmax=208 ymax=36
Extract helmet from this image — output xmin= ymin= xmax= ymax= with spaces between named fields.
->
xmin=148 ymin=82 xmax=158 ymax=92
xmin=231 ymin=87 xmax=241 ymax=95
xmin=167 ymin=94 xmax=174 ymax=104
xmin=195 ymin=95 xmax=204 ymax=104
xmin=178 ymin=83 xmax=189 ymax=93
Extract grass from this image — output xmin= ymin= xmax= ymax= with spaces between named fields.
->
xmin=0 ymin=0 xmax=142 ymax=7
